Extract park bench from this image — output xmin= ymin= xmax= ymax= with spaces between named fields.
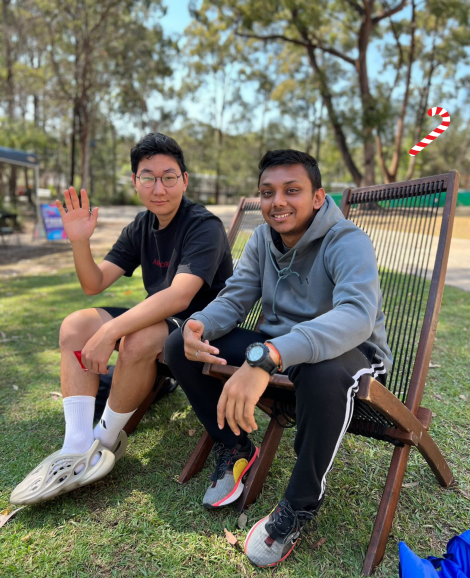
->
xmin=174 ymin=171 xmax=460 ymax=576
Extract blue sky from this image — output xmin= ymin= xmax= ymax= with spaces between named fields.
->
xmin=160 ymin=0 xmax=192 ymax=34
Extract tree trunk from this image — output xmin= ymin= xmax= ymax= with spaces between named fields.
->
xmin=111 ymin=121 xmax=117 ymax=201
xmin=357 ymin=10 xmax=375 ymax=186
xmin=214 ymin=127 xmax=224 ymax=204
xmin=316 ymin=101 xmax=323 ymax=162
xmin=33 ymin=94 xmax=39 ymax=127
xmin=80 ymin=113 xmax=90 ymax=191
xmin=77 ymin=102 xmax=90 ymax=191
xmin=9 ymin=165 xmax=17 ymax=208
xmin=258 ymin=99 xmax=267 ymax=159
xmin=2 ymin=0 xmax=15 ymax=119
xmin=376 ymin=0 xmax=416 ymax=183
xmin=303 ymin=41 xmax=362 ymax=186
xmin=24 ymin=167 xmax=35 ymax=209
xmin=70 ymin=102 xmax=78 ymax=186
xmin=406 ymin=28 xmax=438 ymax=181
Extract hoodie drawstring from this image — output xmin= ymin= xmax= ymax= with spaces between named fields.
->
xmin=268 ymin=244 xmax=302 ymax=318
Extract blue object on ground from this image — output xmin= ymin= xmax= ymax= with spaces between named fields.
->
xmin=399 ymin=531 xmax=470 ymax=577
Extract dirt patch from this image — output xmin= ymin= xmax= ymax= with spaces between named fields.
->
xmin=0 ymin=220 xmax=120 ymax=277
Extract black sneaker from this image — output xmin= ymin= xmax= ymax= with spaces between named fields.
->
xmin=202 ymin=440 xmax=259 ymax=509
xmin=244 ymin=498 xmax=316 ymax=567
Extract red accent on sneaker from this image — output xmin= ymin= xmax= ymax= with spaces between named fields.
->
xmin=244 ymin=511 xmax=300 ymax=568
xmin=211 ymin=446 xmax=259 ymax=507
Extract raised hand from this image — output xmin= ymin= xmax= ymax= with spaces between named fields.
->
xmin=55 ymin=187 xmax=99 ymax=242
xmin=182 ymin=319 xmax=227 ymax=365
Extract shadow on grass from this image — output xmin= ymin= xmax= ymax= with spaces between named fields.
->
xmin=1 ymin=275 xmax=469 ymax=577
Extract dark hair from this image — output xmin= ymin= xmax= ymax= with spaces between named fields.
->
xmin=258 ymin=149 xmax=322 ymax=191
xmin=130 ymin=133 xmax=187 ymax=175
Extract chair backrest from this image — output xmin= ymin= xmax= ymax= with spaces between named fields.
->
xmin=227 ymin=198 xmax=266 ymax=331
xmin=341 ymin=172 xmax=459 ymax=417
xmin=226 ymin=172 xmax=459 ymax=429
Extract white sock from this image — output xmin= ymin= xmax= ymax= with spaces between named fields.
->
xmin=94 ymin=401 xmax=136 ymax=449
xmin=60 ymin=396 xmax=95 ymax=455
xmin=60 ymin=395 xmax=98 ymax=473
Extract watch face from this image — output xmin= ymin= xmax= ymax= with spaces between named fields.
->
xmin=248 ymin=345 xmax=265 ymax=362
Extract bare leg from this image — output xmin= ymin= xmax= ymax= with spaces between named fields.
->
xmin=59 ymin=307 xmax=113 ymax=398
xmin=11 ymin=311 xmax=170 ymax=505
xmin=108 ymin=320 xmax=169 ymax=413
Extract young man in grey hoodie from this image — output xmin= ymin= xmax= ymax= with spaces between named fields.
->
xmin=165 ymin=149 xmax=392 ymax=568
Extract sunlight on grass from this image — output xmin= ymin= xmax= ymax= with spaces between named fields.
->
xmin=0 ymin=268 xmax=469 ymax=578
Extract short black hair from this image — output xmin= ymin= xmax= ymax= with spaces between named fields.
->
xmin=258 ymin=149 xmax=322 ymax=191
xmin=130 ymin=133 xmax=187 ymax=175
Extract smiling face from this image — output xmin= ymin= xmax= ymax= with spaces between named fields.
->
xmin=132 ymin=154 xmax=188 ymax=228
xmin=259 ymin=164 xmax=325 ymax=247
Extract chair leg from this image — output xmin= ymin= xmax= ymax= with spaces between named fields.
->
xmin=415 ymin=427 xmax=454 ymax=487
xmin=178 ymin=431 xmax=214 ymax=484
xmin=362 ymin=444 xmax=410 ymax=576
xmin=237 ymin=416 xmax=285 ymax=512
xmin=123 ymin=376 xmax=166 ymax=435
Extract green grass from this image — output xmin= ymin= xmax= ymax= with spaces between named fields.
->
xmin=0 ymin=268 xmax=469 ymax=577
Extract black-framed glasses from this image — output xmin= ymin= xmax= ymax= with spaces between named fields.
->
xmin=136 ymin=173 xmax=183 ymax=188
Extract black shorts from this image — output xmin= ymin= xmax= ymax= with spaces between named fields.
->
xmin=98 ymin=307 xmax=183 ymax=335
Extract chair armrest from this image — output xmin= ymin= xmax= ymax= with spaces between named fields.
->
xmin=202 ymin=363 xmax=294 ymax=389
xmin=357 ymin=374 xmax=432 ymax=442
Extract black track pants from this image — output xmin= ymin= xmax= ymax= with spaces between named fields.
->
xmin=165 ymin=327 xmax=379 ymax=512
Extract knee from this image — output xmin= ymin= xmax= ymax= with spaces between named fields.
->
xmin=290 ymin=360 xmax=351 ymax=405
xmin=163 ymin=328 xmax=185 ymax=370
xmin=118 ymin=322 xmax=167 ymax=365
xmin=59 ymin=310 xmax=95 ymax=350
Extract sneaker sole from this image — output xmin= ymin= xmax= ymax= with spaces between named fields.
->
xmin=203 ymin=446 xmax=259 ymax=509
xmin=244 ymin=514 xmax=299 ymax=567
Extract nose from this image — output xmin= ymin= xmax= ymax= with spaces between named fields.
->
xmin=153 ymin=177 xmax=166 ymax=195
xmin=272 ymin=190 xmax=287 ymax=207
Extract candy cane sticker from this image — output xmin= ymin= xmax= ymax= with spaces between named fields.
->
xmin=409 ymin=106 xmax=450 ymax=156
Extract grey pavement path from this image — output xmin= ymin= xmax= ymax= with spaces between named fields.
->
xmin=0 ymin=204 xmax=469 ymax=291
xmin=96 ymin=204 xmax=238 ymax=228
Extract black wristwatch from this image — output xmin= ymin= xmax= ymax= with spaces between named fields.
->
xmin=245 ymin=342 xmax=279 ymax=375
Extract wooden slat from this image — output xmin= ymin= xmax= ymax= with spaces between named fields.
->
xmin=177 ymin=431 xmax=214 ymax=484
xmin=237 ymin=415 xmax=285 ymax=512
xmin=405 ymin=171 xmax=459 ymax=415
xmin=362 ymin=445 xmax=411 ymax=576
xmin=124 ymin=376 xmax=165 ymax=435
xmin=340 ymin=187 xmax=353 ymax=217
xmin=227 ymin=197 xmax=247 ymax=248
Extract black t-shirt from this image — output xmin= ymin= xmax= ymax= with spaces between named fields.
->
xmin=103 ymin=196 xmax=233 ymax=319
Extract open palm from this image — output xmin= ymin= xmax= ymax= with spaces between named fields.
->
xmin=55 ymin=188 xmax=99 ymax=242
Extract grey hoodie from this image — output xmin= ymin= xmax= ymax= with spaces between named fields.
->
xmin=190 ymin=196 xmax=393 ymax=372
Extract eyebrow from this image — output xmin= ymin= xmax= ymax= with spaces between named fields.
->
xmin=261 ymin=180 xmax=301 ymax=186
xmin=140 ymin=168 xmax=177 ymax=174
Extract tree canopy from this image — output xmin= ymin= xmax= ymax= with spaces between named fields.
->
xmin=1 ymin=0 xmax=469 ymax=206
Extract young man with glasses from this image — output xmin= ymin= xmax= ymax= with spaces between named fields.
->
xmin=165 ymin=149 xmax=392 ymax=568
xmin=10 ymin=132 xmax=233 ymax=505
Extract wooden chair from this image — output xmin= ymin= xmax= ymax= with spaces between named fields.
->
xmin=177 ymin=171 xmax=460 ymax=576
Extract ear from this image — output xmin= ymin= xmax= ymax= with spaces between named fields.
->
xmin=183 ymin=171 xmax=189 ymax=191
xmin=313 ymin=188 xmax=326 ymax=210
xmin=132 ymin=173 xmax=137 ymax=190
